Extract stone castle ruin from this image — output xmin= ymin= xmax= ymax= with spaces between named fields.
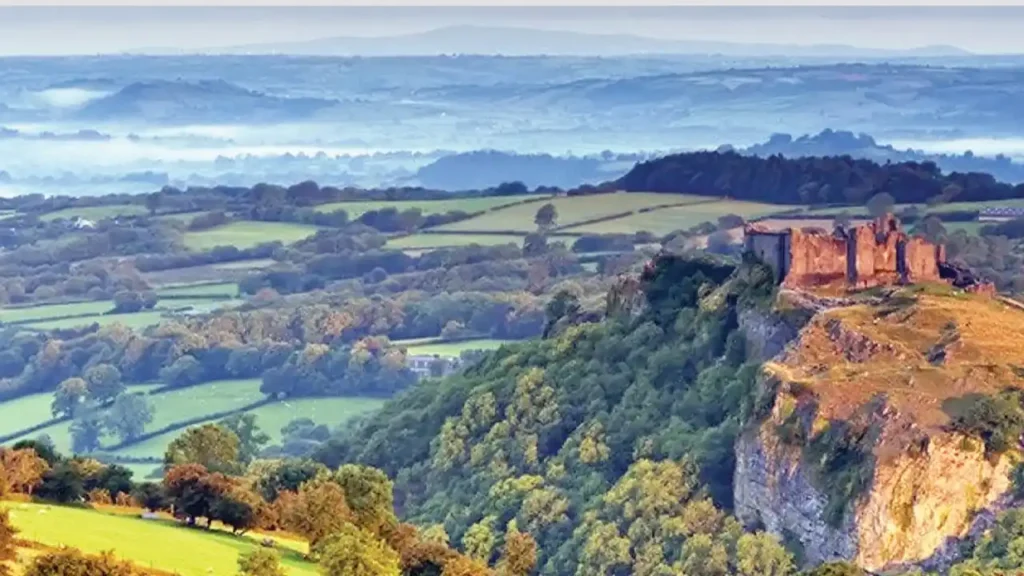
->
xmin=744 ymin=214 xmax=956 ymax=291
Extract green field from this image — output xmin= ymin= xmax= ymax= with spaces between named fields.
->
xmin=435 ymin=192 xmax=710 ymax=233
xmin=2 ymin=503 xmax=316 ymax=576
xmin=213 ymin=259 xmax=277 ymax=270
xmin=804 ymin=199 xmax=1024 ymax=218
xmin=39 ymin=205 xmax=149 ymax=222
xmin=153 ymin=211 xmax=212 ymax=226
xmin=0 ymin=300 xmax=116 ymax=324
xmin=157 ymin=282 xmax=240 ymax=298
xmin=387 ymin=233 xmax=527 ymax=250
xmin=314 ymin=194 xmax=547 ymax=217
xmin=400 ymin=338 xmax=512 ymax=357
xmin=243 ymin=397 xmax=386 ymax=442
xmin=145 ymin=379 xmax=266 ymax=431
xmin=562 ymin=200 xmax=786 ymax=236
xmin=0 ymin=393 xmax=55 ymax=439
xmin=22 ymin=311 xmax=166 ymax=332
xmin=109 ymin=395 xmax=385 ymax=460
xmin=183 ymin=222 xmax=319 ymax=251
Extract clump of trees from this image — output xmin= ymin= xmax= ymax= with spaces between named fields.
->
xmin=619 ymin=149 xmax=1024 ymax=205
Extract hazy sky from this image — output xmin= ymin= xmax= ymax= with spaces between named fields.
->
xmin=2 ymin=4 xmax=1024 ymax=55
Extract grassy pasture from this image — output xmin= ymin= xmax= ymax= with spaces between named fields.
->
xmin=243 ymin=397 xmax=386 ymax=442
xmin=183 ymin=221 xmax=318 ymax=251
xmin=38 ymin=205 xmax=148 ymax=222
xmin=804 ymin=198 xmax=1024 ymax=217
xmin=2 ymin=503 xmax=317 ymax=576
xmin=157 ymin=282 xmax=239 ymax=298
xmin=0 ymin=301 xmax=116 ymax=324
xmin=0 ymin=393 xmax=54 ymax=439
xmin=563 ymin=200 xmax=787 ymax=236
xmin=22 ymin=311 xmax=166 ymax=332
xmin=436 ymin=192 xmax=710 ymax=233
xmin=400 ymin=338 xmax=512 ymax=357
xmin=109 ymin=395 xmax=385 ymax=460
xmin=144 ymin=379 xmax=266 ymax=432
xmin=313 ymin=194 xmax=546 ymax=217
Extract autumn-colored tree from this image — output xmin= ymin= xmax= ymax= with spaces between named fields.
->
xmin=283 ymin=479 xmax=353 ymax=550
xmin=164 ymin=424 xmax=241 ymax=474
xmin=442 ymin=555 xmax=493 ymax=576
xmin=212 ymin=486 xmax=266 ymax=535
xmin=24 ymin=548 xmax=138 ymax=576
xmin=0 ymin=447 xmax=49 ymax=496
xmin=318 ymin=523 xmax=401 ymax=576
xmin=0 ymin=509 xmax=17 ymax=576
xmin=237 ymin=548 xmax=286 ymax=576
xmin=163 ymin=464 xmax=234 ymax=526
xmin=496 ymin=522 xmax=536 ymax=576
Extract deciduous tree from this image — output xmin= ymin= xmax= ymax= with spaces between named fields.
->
xmin=83 ymin=363 xmax=124 ymax=405
xmin=284 ymin=479 xmax=353 ymax=550
xmin=318 ymin=523 xmax=401 ymax=576
xmin=51 ymin=377 xmax=88 ymax=418
xmin=219 ymin=414 xmax=270 ymax=465
xmin=104 ymin=394 xmax=154 ymax=443
xmin=165 ymin=424 xmax=241 ymax=474
xmin=237 ymin=549 xmax=286 ymax=576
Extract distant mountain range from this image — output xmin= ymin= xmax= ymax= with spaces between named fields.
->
xmin=200 ymin=25 xmax=971 ymax=58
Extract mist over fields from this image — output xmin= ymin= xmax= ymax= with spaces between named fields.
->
xmin=6 ymin=11 xmax=1024 ymax=197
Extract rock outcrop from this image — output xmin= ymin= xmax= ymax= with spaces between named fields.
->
xmin=735 ymin=287 xmax=1024 ymax=571
xmin=736 ymin=394 xmax=1013 ymax=571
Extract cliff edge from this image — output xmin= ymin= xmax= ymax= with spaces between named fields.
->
xmin=735 ymin=284 xmax=1024 ymax=571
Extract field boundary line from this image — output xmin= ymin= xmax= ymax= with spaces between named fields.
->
xmin=0 ymin=415 xmax=70 ymax=445
xmin=100 ymin=398 xmax=274 ymax=452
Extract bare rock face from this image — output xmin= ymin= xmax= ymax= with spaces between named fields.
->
xmin=735 ymin=389 xmax=1014 ymax=572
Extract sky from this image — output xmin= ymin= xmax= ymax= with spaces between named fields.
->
xmin=2 ymin=4 xmax=1024 ymax=55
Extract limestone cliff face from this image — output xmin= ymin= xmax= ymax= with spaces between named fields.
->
xmin=734 ymin=287 xmax=1024 ymax=571
xmin=735 ymin=397 xmax=1013 ymax=571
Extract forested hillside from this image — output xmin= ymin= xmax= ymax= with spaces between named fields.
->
xmin=618 ymin=150 xmax=1024 ymax=205
xmin=313 ymin=255 xmax=798 ymax=575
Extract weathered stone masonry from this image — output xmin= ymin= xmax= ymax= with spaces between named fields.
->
xmin=744 ymin=214 xmax=945 ymax=291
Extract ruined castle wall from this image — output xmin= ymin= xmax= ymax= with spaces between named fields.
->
xmin=851 ymin=226 xmax=877 ymax=287
xmin=747 ymin=233 xmax=787 ymax=282
xmin=872 ymin=231 xmax=903 ymax=286
xmin=782 ymin=229 xmax=849 ymax=290
xmin=904 ymin=237 xmax=943 ymax=283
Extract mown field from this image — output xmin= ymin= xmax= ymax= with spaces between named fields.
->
xmin=0 ymin=294 xmax=241 ymax=332
xmin=2 ymin=378 xmax=385 ymax=470
xmin=107 ymin=395 xmax=385 ymax=461
xmin=2 ymin=503 xmax=316 ymax=576
xmin=314 ymin=194 xmax=547 ymax=217
xmin=562 ymin=199 xmax=787 ymax=236
xmin=435 ymin=192 xmax=710 ymax=233
xmin=38 ymin=204 xmax=149 ymax=222
xmin=183 ymin=222 xmax=319 ymax=251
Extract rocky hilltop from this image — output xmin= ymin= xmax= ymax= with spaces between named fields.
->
xmin=735 ymin=284 xmax=1024 ymax=571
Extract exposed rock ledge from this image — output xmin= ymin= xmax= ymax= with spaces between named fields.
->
xmin=734 ymin=397 xmax=1013 ymax=572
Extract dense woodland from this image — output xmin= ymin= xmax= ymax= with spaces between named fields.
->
xmin=619 ymin=150 xmax=1024 ymax=205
